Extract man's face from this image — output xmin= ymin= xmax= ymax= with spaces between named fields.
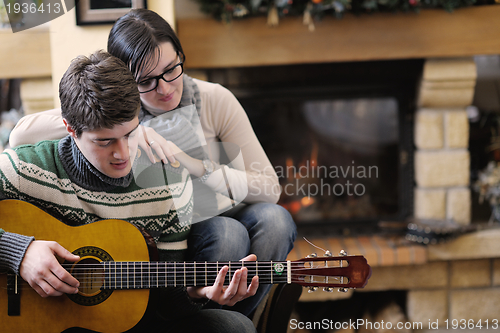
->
xmin=66 ymin=117 xmax=140 ymax=179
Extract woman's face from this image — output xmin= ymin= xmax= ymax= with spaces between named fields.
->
xmin=137 ymin=42 xmax=184 ymax=115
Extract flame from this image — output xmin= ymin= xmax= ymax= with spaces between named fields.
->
xmin=286 ymin=157 xmax=294 ymax=181
xmin=289 ymin=201 xmax=302 ymax=214
xmin=301 ymin=196 xmax=315 ymax=207
xmin=280 ymin=138 xmax=318 ymax=215
xmin=310 ymin=140 xmax=318 ymax=168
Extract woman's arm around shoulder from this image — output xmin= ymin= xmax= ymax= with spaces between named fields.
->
xmin=9 ymin=108 xmax=66 ymax=147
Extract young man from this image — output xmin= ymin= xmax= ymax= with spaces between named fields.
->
xmin=0 ymin=50 xmax=258 ymax=333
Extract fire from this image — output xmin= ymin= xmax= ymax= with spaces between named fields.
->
xmin=310 ymin=140 xmax=318 ymax=168
xmin=286 ymin=157 xmax=295 ymax=181
xmin=301 ymin=196 xmax=315 ymax=207
xmin=282 ymin=197 xmax=316 ymax=215
xmin=280 ymin=139 xmax=318 ymax=215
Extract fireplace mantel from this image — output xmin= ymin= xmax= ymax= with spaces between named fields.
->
xmin=177 ymin=5 xmax=500 ymax=69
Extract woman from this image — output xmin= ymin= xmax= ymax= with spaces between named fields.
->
xmin=10 ymin=9 xmax=296 ymax=318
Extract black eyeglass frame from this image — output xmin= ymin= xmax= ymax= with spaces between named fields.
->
xmin=137 ymin=62 xmax=184 ymax=93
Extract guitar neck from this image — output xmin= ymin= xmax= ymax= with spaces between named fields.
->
xmin=100 ymin=261 xmax=291 ymax=290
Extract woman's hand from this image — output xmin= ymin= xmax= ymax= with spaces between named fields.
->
xmin=186 ymin=254 xmax=259 ymax=306
xmin=19 ymin=240 xmax=80 ymax=297
xmin=139 ymin=125 xmax=180 ymax=164
xmin=139 ymin=125 xmax=205 ymax=177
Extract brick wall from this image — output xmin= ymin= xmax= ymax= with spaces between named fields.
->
xmin=407 ymin=259 xmax=500 ymax=325
xmin=414 ymin=58 xmax=476 ymax=225
xmin=407 ymin=58 xmax=500 ymax=327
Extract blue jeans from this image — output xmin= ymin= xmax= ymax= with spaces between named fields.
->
xmin=187 ymin=202 xmax=297 ymax=316
xmin=153 ymin=309 xmax=257 ymax=333
xmin=64 ymin=309 xmax=257 ymax=333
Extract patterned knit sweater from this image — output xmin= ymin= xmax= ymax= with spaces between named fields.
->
xmin=0 ymin=137 xmax=203 ymax=319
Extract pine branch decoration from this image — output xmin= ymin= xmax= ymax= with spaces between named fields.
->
xmin=194 ymin=0 xmax=492 ymax=26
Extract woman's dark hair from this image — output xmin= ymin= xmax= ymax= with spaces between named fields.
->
xmin=59 ymin=50 xmax=140 ymax=137
xmin=107 ymin=9 xmax=185 ymax=81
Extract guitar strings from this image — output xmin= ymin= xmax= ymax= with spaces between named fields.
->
xmin=3 ymin=260 xmax=351 ymax=290
xmin=61 ymin=261 xmax=346 ymax=270
xmin=62 ymin=261 xmax=348 ymax=287
xmin=2 ymin=275 xmax=348 ymax=291
xmin=60 ymin=261 xmax=339 ymax=265
xmin=3 ymin=270 xmax=348 ymax=290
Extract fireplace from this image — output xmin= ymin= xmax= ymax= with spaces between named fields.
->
xmin=178 ymin=10 xmax=499 ymax=325
xmin=206 ymin=59 xmax=424 ymax=234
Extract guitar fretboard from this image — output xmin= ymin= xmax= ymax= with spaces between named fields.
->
xmin=101 ymin=261 xmax=291 ymax=290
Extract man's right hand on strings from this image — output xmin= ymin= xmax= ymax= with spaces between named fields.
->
xmin=20 ymin=240 xmax=80 ymax=297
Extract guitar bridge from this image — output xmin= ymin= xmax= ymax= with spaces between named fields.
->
xmin=7 ymin=274 xmax=21 ymax=316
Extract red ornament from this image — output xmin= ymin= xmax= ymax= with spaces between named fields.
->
xmin=312 ymin=0 xmax=323 ymax=3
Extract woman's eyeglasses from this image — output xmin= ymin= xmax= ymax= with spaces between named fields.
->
xmin=137 ymin=62 xmax=184 ymax=93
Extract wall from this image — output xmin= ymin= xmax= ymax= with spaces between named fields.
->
xmin=414 ymin=58 xmax=475 ymax=225
xmin=48 ymin=0 xmax=175 ymax=106
xmin=174 ymin=0 xmax=205 ymax=19
xmin=176 ymin=6 xmax=500 ymax=69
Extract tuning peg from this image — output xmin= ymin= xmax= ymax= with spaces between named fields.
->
xmin=339 ymin=250 xmax=348 ymax=256
xmin=324 ymin=250 xmax=332 ymax=257
xmin=308 ymin=286 xmax=318 ymax=293
xmin=338 ymin=288 xmax=349 ymax=293
xmin=323 ymin=287 xmax=334 ymax=292
xmin=307 ymin=253 xmax=317 ymax=258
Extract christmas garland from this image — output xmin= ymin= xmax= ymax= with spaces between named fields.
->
xmin=195 ymin=0 xmax=493 ymax=29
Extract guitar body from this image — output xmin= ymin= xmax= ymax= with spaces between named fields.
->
xmin=0 ymin=200 xmax=151 ymax=333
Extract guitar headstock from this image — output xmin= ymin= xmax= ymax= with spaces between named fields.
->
xmin=291 ymin=250 xmax=372 ymax=293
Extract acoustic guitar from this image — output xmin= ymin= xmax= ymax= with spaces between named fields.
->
xmin=0 ymin=200 xmax=371 ymax=333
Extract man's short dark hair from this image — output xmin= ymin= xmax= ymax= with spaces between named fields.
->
xmin=59 ymin=50 xmax=140 ymax=137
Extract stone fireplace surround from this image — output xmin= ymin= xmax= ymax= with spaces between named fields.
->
xmin=193 ymin=55 xmax=500 ymax=329
xmin=177 ymin=6 xmax=500 ymax=329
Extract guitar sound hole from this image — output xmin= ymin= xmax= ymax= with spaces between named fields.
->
xmin=72 ymin=258 xmax=104 ymax=296
xmin=65 ymin=246 xmax=113 ymax=306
